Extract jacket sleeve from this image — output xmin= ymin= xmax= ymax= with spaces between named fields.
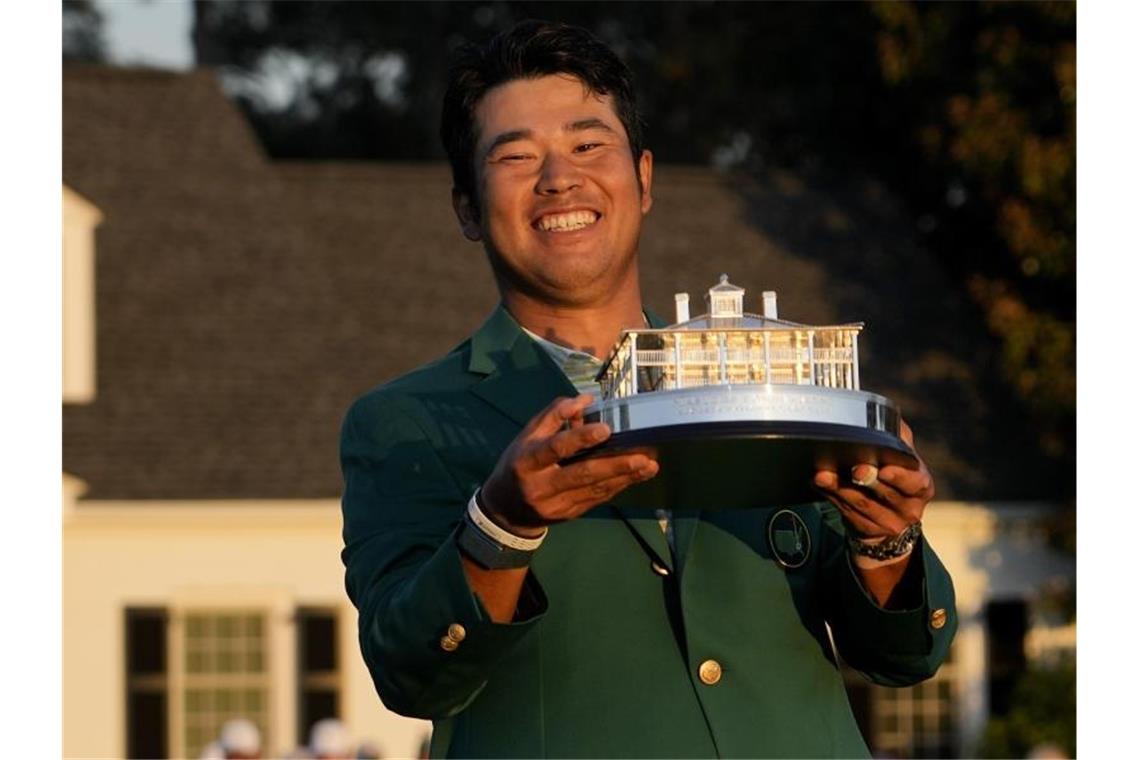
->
xmin=339 ymin=392 xmax=547 ymax=719
xmin=817 ymin=502 xmax=957 ymax=687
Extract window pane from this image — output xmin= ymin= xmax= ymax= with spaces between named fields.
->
xmin=218 ymin=615 xmax=238 ymax=638
xmin=297 ymin=609 xmax=340 ymax=746
xmin=127 ymin=610 xmax=167 ymax=675
xmin=186 ymin=689 xmax=202 ymax=712
xmin=186 ymin=615 xmax=209 ymax=638
xmin=187 ymin=650 xmax=206 ymax=674
xmin=216 ymin=689 xmax=234 ymax=713
xmin=299 ymin=689 xmax=338 ymax=747
xmin=127 ymin=690 xmax=167 ymax=759
xmin=126 ymin=608 xmax=169 ymax=759
xmin=243 ymin=689 xmax=263 ymax=713
xmin=299 ymin=613 xmax=337 ymax=673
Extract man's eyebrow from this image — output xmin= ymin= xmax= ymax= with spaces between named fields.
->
xmin=482 ymin=129 xmax=532 ymax=159
xmin=566 ymin=118 xmax=617 ymax=134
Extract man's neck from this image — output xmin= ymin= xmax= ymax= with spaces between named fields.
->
xmin=502 ymin=287 xmax=646 ymax=361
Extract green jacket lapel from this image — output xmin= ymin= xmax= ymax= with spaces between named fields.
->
xmin=468 ymin=305 xmax=577 ymax=428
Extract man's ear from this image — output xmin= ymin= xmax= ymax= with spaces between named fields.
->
xmin=638 ymin=149 xmax=654 ymax=215
xmin=452 ymin=188 xmax=483 ymax=242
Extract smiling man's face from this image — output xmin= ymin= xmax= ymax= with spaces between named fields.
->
xmin=455 ymin=74 xmax=653 ymax=307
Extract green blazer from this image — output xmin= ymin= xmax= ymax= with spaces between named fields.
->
xmin=340 ymin=306 xmax=957 ymax=758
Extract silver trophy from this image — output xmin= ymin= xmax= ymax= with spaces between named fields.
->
xmin=576 ymin=275 xmax=918 ymax=509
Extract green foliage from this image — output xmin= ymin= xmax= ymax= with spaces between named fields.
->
xmin=63 ymin=0 xmax=105 ymax=62
xmin=980 ymin=660 xmax=1076 ymax=758
xmin=869 ymin=2 xmax=1075 ymax=465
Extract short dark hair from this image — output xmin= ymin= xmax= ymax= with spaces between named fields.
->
xmin=440 ymin=19 xmax=646 ymax=203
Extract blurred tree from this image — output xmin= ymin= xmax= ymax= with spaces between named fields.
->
xmin=190 ymin=0 xmax=1075 ymax=492
xmin=868 ymin=2 xmax=1075 ymax=471
xmin=980 ymin=659 xmax=1076 ymax=758
xmin=63 ymin=0 xmax=106 ymax=62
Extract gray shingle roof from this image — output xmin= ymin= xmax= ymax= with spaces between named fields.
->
xmin=63 ymin=65 xmax=1063 ymax=501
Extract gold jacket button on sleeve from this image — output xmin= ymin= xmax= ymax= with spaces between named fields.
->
xmin=439 ymin=635 xmax=459 ymax=652
xmin=447 ymin=623 xmax=467 ymax=642
xmin=930 ymin=608 xmax=948 ymax=630
xmin=698 ymin=659 xmax=722 ymax=685
xmin=651 ymin=559 xmax=670 ymax=577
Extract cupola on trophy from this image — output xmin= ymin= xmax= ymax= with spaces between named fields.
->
xmin=575 ymin=274 xmax=917 ymax=508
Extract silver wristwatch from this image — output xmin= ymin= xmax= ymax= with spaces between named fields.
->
xmin=847 ymin=521 xmax=922 ymax=560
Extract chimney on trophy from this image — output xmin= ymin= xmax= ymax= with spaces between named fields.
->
xmin=674 ymin=292 xmax=690 ymax=323
xmin=762 ymin=290 xmax=778 ymax=320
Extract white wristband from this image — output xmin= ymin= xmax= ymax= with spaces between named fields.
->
xmin=467 ymin=489 xmax=547 ymax=551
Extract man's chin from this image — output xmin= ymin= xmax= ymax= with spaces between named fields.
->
xmin=532 ymin=264 xmax=638 ymax=306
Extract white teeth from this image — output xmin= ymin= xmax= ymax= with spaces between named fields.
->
xmin=536 ymin=211 xmax=599 ymax=232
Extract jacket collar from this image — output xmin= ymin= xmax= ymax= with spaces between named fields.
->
xmin=468 ymin=303 xmax=669 ymax=372
xmin=468 ymin=305 xmax=577 ymax=427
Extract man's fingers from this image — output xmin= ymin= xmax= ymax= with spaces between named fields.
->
xmin=899 ymin=418 xmax=915 ymax=448
xmin=877 ymin=463 xmax=935 ymax=502
xmin=555 ymin=462 xmax=660 ymax=516
xmin=818 ymin=493 xmax=883 ymax=537
xmin=547 ymin=451 xmax=656 ymax=493
xmin=527 ymin=394 xmax=595 ymax=438
xmin=525 ymin=422 xmax=612 ymax=470
xmin=832 ymin=487 xmax=911 ymax=535
xmin=814 ymin=471 xmax=913 ymax=535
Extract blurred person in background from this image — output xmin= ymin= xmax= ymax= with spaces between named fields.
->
xmin=218 ymin=718 xmax=261 ymax=759
xmin=1027 ymin=743 xmax=1069 ymax=759
xmin=309 ymin=717 xmax=353 ymax=759
xmin=355 ymin=739 xmax=383 ymax=759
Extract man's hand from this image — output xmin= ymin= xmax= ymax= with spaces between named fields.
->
xmin=481 ymin=394 xmax=659 ymax=537
xmin=812 ymin=419 xmax=934 ymax=540
xmin=812 ymin=420 xmax=935 ymax=607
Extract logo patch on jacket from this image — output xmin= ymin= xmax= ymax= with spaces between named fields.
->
xmin=768 ymin=509 xmax=811 ymax=569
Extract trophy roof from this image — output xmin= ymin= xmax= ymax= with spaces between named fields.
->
xmin=707 ymin=273 xmax=745 ymax=293
xmin=674 ymin=311 xmax=803 ymax=330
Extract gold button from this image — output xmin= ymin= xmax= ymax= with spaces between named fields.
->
xmin=439 ymin=635 xmax=459 ymax=652
xmin=698 ymin=659 xmax=722 ymax=685
xmin=651 ymin=560 xmax=670 ymax=577
xmin=930 ymin=608 xmax=948 ymax=630
xmin=447 ymin=623 xmax=467 ymax=642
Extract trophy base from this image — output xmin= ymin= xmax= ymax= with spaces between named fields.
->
xmin=572 ymin=385 xmax=917 ymax=510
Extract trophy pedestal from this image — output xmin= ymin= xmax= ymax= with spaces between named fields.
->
xmin=574 ymin=384 xmax=917 ymax=510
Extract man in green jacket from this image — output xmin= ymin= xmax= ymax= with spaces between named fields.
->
xmin=341 ymin=20 xmax=956 ymax=758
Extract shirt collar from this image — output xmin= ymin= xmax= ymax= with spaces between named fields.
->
xmin=520 ymin=326 xmax=603 ymax=395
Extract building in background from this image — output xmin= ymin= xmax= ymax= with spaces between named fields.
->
xmin=62 ymin=66 xmax=1073 ymax=759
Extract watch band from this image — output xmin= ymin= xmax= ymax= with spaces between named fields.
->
xmin=456 ymin=489 xmax=547 ymax=570
xmin=467 ymin=489 xmax=547 ymax=550
xmin=847 ymin=521 xmax=922 ymax=561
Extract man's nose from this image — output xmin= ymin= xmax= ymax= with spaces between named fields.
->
xmin=535 ymin=153 xmax=582 ymax=195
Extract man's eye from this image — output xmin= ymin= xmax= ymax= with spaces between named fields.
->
xmin=499 ymin=153 xmax=532 ymax=162
xmin=575 ymin=143 xmax=601 ymax=153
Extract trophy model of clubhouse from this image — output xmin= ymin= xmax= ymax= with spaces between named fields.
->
xmin=580 ymin=274 xmax=918 ymax=509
